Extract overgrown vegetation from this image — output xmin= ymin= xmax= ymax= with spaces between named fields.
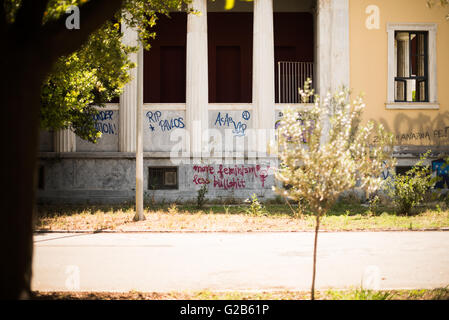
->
xmin=35 ymin=198 xmax=449 ymax=232
xmin=384 ymin=151 xmax=439 ymax=215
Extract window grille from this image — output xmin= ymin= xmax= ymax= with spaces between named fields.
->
xmin=148 ymin=167 xmax=178 ymax=190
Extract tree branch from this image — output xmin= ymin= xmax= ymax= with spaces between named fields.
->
xmin=39 ymin=0 xmax=123 ymax=64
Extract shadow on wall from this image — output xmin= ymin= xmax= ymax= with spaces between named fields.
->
xmin=373 ymin=112 xmax=449 ymax=147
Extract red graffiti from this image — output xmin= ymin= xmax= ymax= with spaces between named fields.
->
xmin=192 ymin=165 xmax=270 ymax=190
xmin=193 ymin=165 xmax=215 ymax=175
xmin=213 ymin=175 xmax=246 ymax=190
xmin=259 ymin=167 xmax=269 ymax=187
xmin=217 ymin=164 xmax=261 ymax=179
xmin=193 ymin=175 xmax=210 ymax=185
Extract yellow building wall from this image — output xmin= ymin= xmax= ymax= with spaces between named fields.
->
xmin=349 ymin=0 xmax=449 ymax=147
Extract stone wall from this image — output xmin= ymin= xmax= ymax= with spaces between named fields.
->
xmin=37 ymin=155 xmax=277 ymax=204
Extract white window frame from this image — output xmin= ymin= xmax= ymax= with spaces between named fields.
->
xmin=386 ymin=23 xmax=438 ymax=110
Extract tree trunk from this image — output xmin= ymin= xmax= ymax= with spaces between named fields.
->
xmin=0 ymin=0 xmax=124 ymax=299
xmin=311 ymin=213 xmax=321 ymax=300
xmin=0 ymin=53 xmax=45 ymax=299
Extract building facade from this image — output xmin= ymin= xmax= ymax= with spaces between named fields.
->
xmin=37 ymin=0 xmax=449 ymax=204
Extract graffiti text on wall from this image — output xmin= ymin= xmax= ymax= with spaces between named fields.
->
xmin=192 ymin=164 xmax=269 ymax=190
xmin=374 ymin=127 xmax=449 ymax=144
xmin=93 ymin=110 xmax=117 ymax=135
xmin=214 ymin=111 xmax=250 ymax=137
xmin=146 ymin=111 xmax=185 ymax=133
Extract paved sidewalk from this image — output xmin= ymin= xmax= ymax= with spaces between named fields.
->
xmin=32 ymin=231 xmax=449 ymax=292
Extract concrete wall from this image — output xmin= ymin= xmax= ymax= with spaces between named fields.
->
xmin=39 ymin=130 xmax=54 ymax=152
xmin=76 ymin=109 xmax=120 ymax=152
xmin=143 ymin=109 xmax=186 ymax=152
xmin=37 ymin=156 xmax=277 ymax=204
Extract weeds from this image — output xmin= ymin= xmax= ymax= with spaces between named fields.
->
xmin=197 ymin=185 xmax=208 ymax=209
xmin=167 ymin=204 xmax=179 ymax=215
xmin=244 ymin=194 xmax=267 ymax=216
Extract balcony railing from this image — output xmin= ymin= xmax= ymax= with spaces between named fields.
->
xmin=277 ymin=61 xmax=314 ymax=104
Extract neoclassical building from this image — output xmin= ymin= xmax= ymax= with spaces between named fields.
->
xmin=37 ymin=0 xmax=449 ymax=204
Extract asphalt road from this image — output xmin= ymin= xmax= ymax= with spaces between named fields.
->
xmin=32 ymin=231 xmax=449 ymax=292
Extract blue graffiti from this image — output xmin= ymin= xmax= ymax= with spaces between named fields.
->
xmin=93 ymin=110 xmax=117 ymax=135
xmin=146 ymin=111 xmax=162 ymax=123
xmin=93 ymin=110 xmax=114 ymax=121
xmin=214 ymin=112 xmax=248 ymax=137
xmin=432 ymin=159 xmax=449 ymax=189
xmin=242 ymin=110 xmax=251 ymax=121
xmin=146 ymin=111 xmax=185 ymax=132
xmin=380 ymin=161 xmax=392 ymax=180
xmin=159 ymin=117 xmax=185 ymax=132
xmin=95 ymin=122 xmax=117 ymax=135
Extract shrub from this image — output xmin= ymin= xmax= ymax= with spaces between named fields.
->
xmin=197 ymin=184 xmax=208 ymax=209
xmin=368 ymin=194 xmax=381 ymax=215
xmin=385 ymin=151 xmax=439 ymax=215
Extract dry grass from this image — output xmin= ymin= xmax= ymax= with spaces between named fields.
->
xmin=35 ymin=203 xmax=449 ymax=232
xmin=32 ymin=287 xmax=449 ymax=300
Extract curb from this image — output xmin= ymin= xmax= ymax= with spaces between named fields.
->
xmin=34 ymin=227 xmax=449 ymax=234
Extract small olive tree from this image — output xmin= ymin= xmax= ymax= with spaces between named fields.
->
xmin=273 ymin=81 xmax=395 ymax=300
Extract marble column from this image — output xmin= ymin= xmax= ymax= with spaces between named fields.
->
xmin=316 ymin=0 xmax=350 ymax=95
xmin=54 ymin=129 xmax=76 ymax=152
xmin=316 ymin=0 xmax=350 ymax=144
xmin=253 ymin=0 xmax=275 ymax=154
xmin=186 ymin=0 xmax=209 ymax=158
xmin=119 ymin=20 xmax=138 ymax=152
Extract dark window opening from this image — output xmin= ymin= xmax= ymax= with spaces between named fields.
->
xmin=216 ymin=46 xmax=241 ymax=102
xmin=274 ymin=12 xmax=314 ymax=103
xmin=395 ymin=166 xmax=414 ymax=176
xmin=208 ymin=13 xmax=253 ymax=103
xmin=148 ymin=167 xmax=178 ymax=190
xmin=38 ymin=165 xmax=45 ymax=190
xmin=394 ymin=31 xmax=428 ymax=102
xmin=144 ymin=13 xmax=187 ymax=103
xmin=160 ymin=46 xmax=186 ymax=102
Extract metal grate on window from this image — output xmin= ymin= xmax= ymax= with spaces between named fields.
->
xmin=148 ymin=167 xmax=178 ymax=190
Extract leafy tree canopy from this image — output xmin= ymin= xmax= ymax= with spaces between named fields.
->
xmin=4 ymin=0 xmax=192 ymax=143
